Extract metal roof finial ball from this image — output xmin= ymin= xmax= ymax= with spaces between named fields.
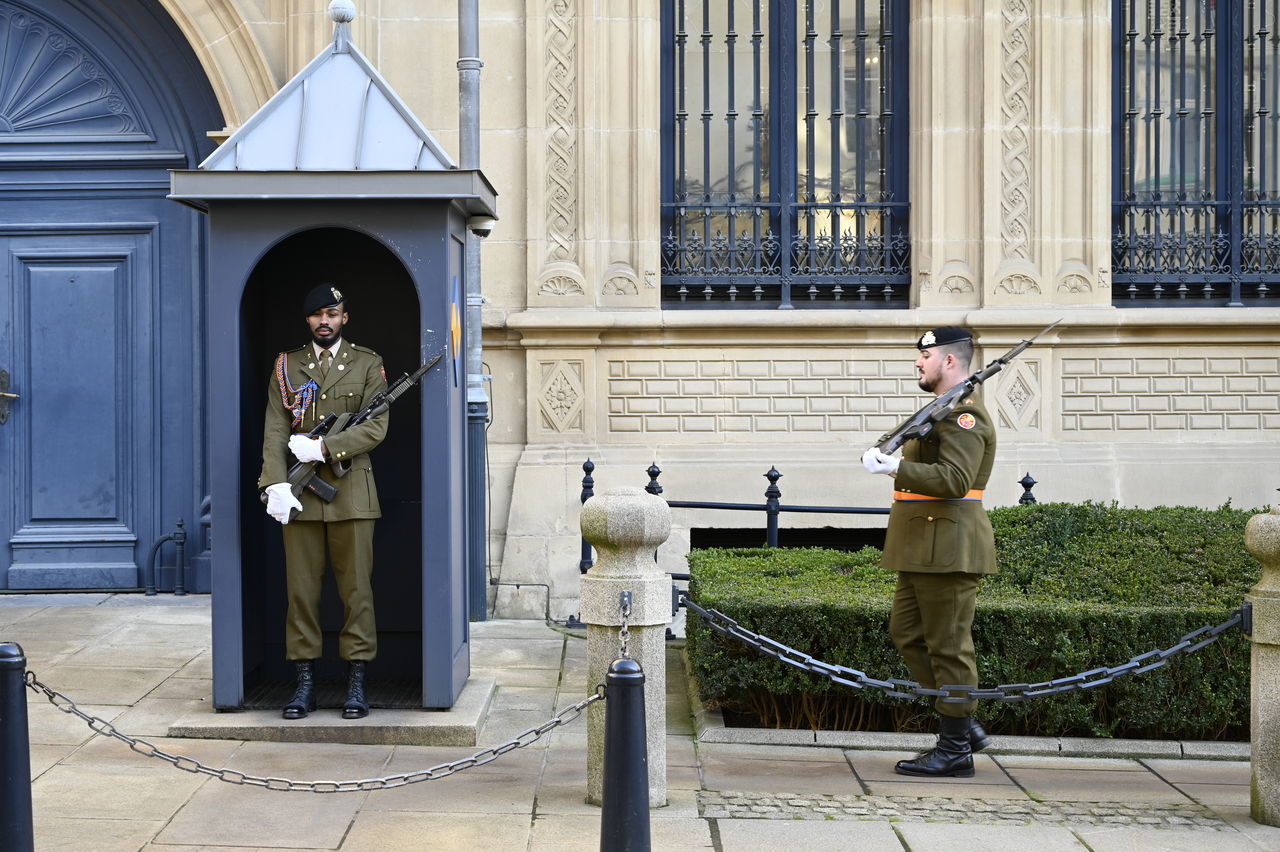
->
xmin=328 ymin=0 xmax=356 ymax=23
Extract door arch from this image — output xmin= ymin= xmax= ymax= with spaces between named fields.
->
xmin=0 ymin=0 xmax=223 ymax=590
xmin=240 ymin=226 xmax=424 ymax=693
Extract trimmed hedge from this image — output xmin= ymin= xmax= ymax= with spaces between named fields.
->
xmin=685 ymin=502 xmax=1258 ymax=739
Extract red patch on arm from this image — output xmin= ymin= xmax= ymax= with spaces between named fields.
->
xmin=956 ymin=412 xmax=976 ymax=430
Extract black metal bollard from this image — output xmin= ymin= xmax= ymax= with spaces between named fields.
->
xmin=764 ymin=467 xmax=782 ymax=547
xmin=580 ymin=459 xmax=596 ymax=575
xmin=0 ymin=642 xmax=35 ymax=852
xmin=600 ymin=657 xmax=650 ymax=852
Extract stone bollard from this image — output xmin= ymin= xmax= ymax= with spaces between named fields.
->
xmin=1247 ymin=505 xmax=1280 ymax=826
xmin=580 ymin=486 xmax=671 ymax=808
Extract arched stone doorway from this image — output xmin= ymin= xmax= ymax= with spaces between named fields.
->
xmin=239 ymin=226 xmax=425 ymax=696
xmin=0 ymin=0 xmax=223 ymax=590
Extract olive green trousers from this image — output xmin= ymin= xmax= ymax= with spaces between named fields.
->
xmin=889 ymin=570 xmax=981 ymax=717
xmin=281 ymin=518 xmax=377 ymax=661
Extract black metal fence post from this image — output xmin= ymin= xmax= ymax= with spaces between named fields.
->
xmin=600 ymin=657 xmax=650 ymax=852
xmin=1018 ymin=472 xmax=1038 ymax=505
xmin=580 ymin=459 xmax=596 ymax=574
xmin=0 ymin=642 xmax=34 ymax=852
xmin=764 ymin=467 xmax=782 ymax=547
xmin=644 ymin=463 xmax=663 ymax=496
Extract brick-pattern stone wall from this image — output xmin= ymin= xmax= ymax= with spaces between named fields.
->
xmin=606 ymin=358 xmax=922 ymax=435
xmin=1061 ymin=356 xmax=1280 ymax=432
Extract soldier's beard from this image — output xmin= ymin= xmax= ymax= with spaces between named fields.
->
xmin=311 ymin=330 xmax=342 ymax=348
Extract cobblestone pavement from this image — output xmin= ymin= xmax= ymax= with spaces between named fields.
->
xmin=699 ymin=790 xmax=1231 ymax=830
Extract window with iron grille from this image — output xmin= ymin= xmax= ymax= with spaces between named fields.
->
xmin=661 ymin=0 xmax=910 ymax=308
xmin=1114 ymin=0 xmax=1278 ymax=306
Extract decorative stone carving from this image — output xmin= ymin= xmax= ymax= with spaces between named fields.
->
xmin=1057 ymin=273 xmax=1091 ymax=293
xmin=941 ymin=276 xmax=974 ymax=294
xmin=1001 ymin=0 xmax=1032 ymax=263
xmin=603 ymin=275 xmax=639 ymax=296
xmin=994 ymin=361 xmax=1041 ymax=431
xmin=545 ymin=0 xmax=578 ymax=265
xmin=0 ymin=6 xmax=142 ymax=136
xmin=537 ymin=360 xmax=585 ymax=433
xmin=538 ymin=275 xmax=585 ymax=296
xmin=996 ymin=273 xmax=1041 ymax=295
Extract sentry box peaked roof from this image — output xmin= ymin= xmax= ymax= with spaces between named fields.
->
xmin=169 ymin=12 xmax=496 ymax=217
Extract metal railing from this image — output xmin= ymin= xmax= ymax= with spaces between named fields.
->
xmin=577 ymin=460 xmax=896 ymax=574
xmin=682 ymin=594 xmax=1252 ymax=704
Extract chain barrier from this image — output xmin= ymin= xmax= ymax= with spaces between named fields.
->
xmin=25 ymin=671 xmax=604 ymax=793
xmin=618 ymin=590 xmax=631 ymax=659
xmin=681 ymin=594 xmax=1251 ymax=704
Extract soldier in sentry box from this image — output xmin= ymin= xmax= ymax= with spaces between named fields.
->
xmin=259 ymin=284 xmax=389 ymax=720
xmin=860 ymin=326 xmax=998 ymax=778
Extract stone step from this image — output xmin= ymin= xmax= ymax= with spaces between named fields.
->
xmin=167 ymin=675 xmax=495 ymax=746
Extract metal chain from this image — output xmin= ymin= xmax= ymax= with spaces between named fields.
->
xmin=681 ymin=595 xmax=1250 ymax=704
xmin=618 ymin=590 xmax=631 ymax=659
xmin=25 ymin=672 xmax=604 ymax=793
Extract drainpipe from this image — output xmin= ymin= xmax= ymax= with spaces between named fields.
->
xmin=460 ymin=0 xmax=489 ymax=620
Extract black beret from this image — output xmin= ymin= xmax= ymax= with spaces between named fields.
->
xmin=302 ymin=284 xmax=345 ymax=315
xmin=916 ymin=325 xmax=972 ymax=350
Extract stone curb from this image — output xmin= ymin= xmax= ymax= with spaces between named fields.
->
xmin=683 ymin=651 xmax=1250 ymax=760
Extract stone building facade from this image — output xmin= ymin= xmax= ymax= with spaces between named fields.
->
xmin=6 ymin=1 xmax=1276 ymax=610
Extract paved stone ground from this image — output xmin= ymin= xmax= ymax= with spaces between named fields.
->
xmin=699 ymin=791 xmax=1230 ymax=830
xmin=5 ymin=593 xmax=1280 ymax=851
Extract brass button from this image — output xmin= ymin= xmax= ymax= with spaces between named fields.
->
xmin=927 ymin=516 xmax=934 ymax=522
xmin=320 ymin=394 xmax=327 ymax=400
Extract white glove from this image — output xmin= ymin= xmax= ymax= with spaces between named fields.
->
xmin=265 ymin=482 xmax=303 ymax=524
xmin=289 ymin=434 xmax=326 ymax=464
xmin=861 ymin=448 xmax=900 ymax=476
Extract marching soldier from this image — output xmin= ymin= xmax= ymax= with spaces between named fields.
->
xmin=861 ymin=325 xmax=998 ymax=777
xmin=259 ymin=284 xmax=388 ymax=720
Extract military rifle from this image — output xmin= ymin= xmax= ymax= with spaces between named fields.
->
xmin=261 ymin=353 xmax=442 ymax=517
xmin=874 ymin=320 xmax=1061 ymax=454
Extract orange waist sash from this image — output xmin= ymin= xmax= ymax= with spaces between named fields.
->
xmin=893 ymin=489 xmax=984 ymax=502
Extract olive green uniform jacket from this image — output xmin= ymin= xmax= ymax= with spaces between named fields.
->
xmin=257 ymin=341 xmax=389 ymax=520
xmin=881 ymin=396 xmax=997 ymax=575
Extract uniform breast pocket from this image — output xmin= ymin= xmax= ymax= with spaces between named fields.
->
xmin=905 ymin=514 xmax=958 ymax=568
xmin=332 ymin=384 xmax=363 ymax=413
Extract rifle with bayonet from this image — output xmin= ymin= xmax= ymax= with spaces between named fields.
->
xmin=261 ymin=353 xmax=442 ymax=515
xmin=874 ymin=320 xmax=1061 ymax=454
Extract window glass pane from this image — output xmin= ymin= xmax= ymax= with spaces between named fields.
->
xmin=797 ymin=0 xmax=887 ymax=205
xmin=1243 ymin=0 xmax=1280 ymax=200
xmin=675 ymin=0 xmax=771 ymax=204
xmin=1119 ymin=0 xmax=1216 ymax=200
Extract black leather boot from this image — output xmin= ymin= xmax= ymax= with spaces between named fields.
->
xmin=908 ymin=716 xmax=992 ymax=760
xmin=342 ymin=660 xmax=369 ymax=719
xmin=969 ymin=718 xmax=992 ymax=753
xmin=281 ymin=660 xmax=316 ymax=720
xmin=895 ymin=715 xmax=974 ymax=777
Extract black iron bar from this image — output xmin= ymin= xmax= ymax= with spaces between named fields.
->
xmin=599 ymin=658 xmax=651 ymax=852
xmin=0 ymin=643 xmax=34 ymax=852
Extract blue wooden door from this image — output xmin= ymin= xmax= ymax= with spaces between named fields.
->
xmin=0 ymin=0 xmax=221 ymax=589
xmin=0 ymin=230 xmax=153 ymax=587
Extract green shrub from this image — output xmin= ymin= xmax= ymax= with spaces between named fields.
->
xmin=686 ymin=502 xmax=1258 ymax=739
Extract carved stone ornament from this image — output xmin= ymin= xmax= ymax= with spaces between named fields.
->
xmin=538 ymin=275 xmax=585 ymax=296
xmin=0 ymin=6 xmax=142 ymax=136
xmin=1057 ymin=273 xmax=1092 ymax=293
xmin=996 ymin=273 xmax=1041 ymax=296
xmin=537 ymin=360 xmax=585 ymax=433
xmin=544 ymin=0 xmax=577 ymax=265
xmin=1001 ymin=0 xmax=1032 ymax=263
xmin=941 ymin=276 xmax=975 ymax=294
xmin=602 ymin=275 xmax=639 ymax=296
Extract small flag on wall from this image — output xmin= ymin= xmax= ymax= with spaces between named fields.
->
xmin=450 ymin=276 xmax=462 ymax=387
